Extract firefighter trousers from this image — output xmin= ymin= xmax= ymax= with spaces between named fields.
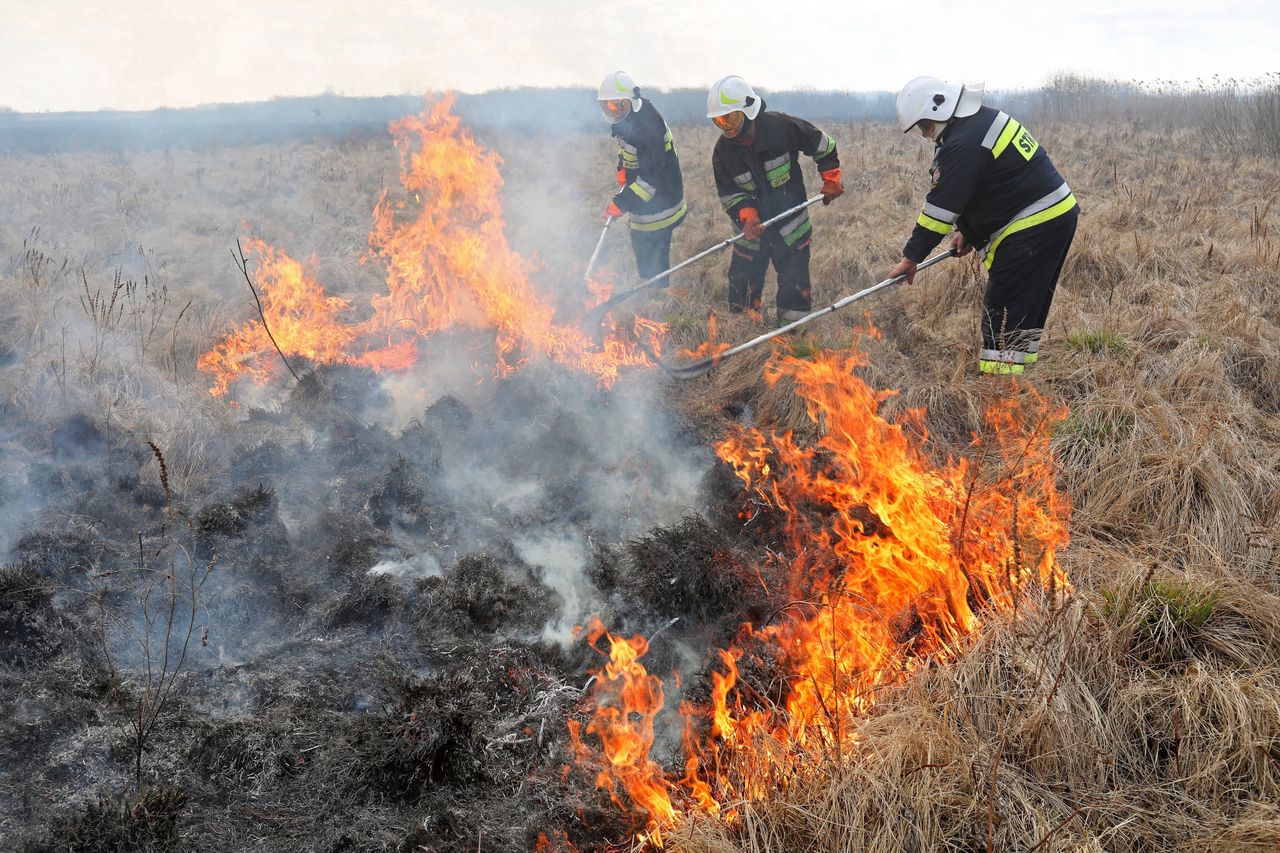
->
xmin=630 ymin=226 xmax=675 ymax=283
xmin=727 ymin=229 xmax=812 ymax=314
xmin=980 ymin=208 xmax=1078 ymax=374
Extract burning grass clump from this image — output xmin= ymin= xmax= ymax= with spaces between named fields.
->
xmin=11 ymin=524 xmax=111 ymax=588
xmin=321 ymin=510 xmax=393 ymax=576
xmin=196 ymin=483 xmax=277 ymax=538
xmin=321 ymin=572 xmax=406 ymax=631
xmin=341 ymin=670 xmax=490 ymax=802
xmin=16 ymin=785 xmax=188 ymax=853
xmin=364 ymin=455 xmax=425 ymax=529
xmin=413 ymin=553 xmax=556 ymax=641
xmin=285 ymin=363 xmax=390 ymax=420
xmin=0 ymin=563 xmax=63 ymax=668
xmin=618 ymin=516 xmax=768 ymax=628
xmin=420 ymin=393 xmax=473 ymax=434
xmin=48 ymin=412 xmax=107 ymax=461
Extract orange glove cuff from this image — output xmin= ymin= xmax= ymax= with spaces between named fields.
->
xmin=738 ymin=207 xmax=760 ymax=224
xmin=616 ymin=168 xmax=627 ymax=188
xmin=820 ymin=168 xmax=842 ymax=183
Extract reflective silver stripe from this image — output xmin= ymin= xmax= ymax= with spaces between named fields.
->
xmin=618 ymin=140 xmax=638 ymax=154
xmin=922 ymin=202 xmax=960 ymax=224
xmin=763 ymin=153 xmax=789 ymax=171
xmin=779 ymin=211 xmax=810 ymax=238
xmin=980 ymin=348 xmax=1028 ymax=364
xmin=816 ymin=132 xmax=836 ymax=157
xmin=733 ymin=171 xmax=754 ymax=186
xmin=635 ymin=178 xmax=657 ymax=195
xmin=631 ymin=201 xmax=686 ymax=224
xmin=981 ymin=111 xmax=1010 ymax=149
xmin=1025 ymin=331 xmax=1043 ymax=353
xmin=977 ymin=182 xmax=1073 ymax=260
xmin=720 ymin=193 xmax=747 ymax=209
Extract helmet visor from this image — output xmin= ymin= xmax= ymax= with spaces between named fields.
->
xmin=600 ymin=99 xmax=631 ymax=123
xmin=712 ymin=110 xmax=745 ymax=138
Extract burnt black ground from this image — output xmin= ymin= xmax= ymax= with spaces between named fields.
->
xmin=0 ymin=358 xmax=779 ymax=853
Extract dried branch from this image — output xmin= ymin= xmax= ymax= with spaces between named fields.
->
xmin=232 ymin=237 xmax=300 ymax=383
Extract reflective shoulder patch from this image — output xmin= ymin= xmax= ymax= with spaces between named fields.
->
xmin=981 ymin=111 xmax=1011 ymax=150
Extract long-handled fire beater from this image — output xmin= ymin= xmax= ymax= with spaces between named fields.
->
xmin=650 ymin=249 xmax=957 ymax=380
xmin=584 ymin=194 xmax=826 ymax=345
xmin=582 ymin=215 xmax=614 ymax=285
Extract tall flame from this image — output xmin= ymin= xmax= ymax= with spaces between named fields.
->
xmin=198 ymin=96 xmax=660 ymax=396
xmin=574 ymin=348 xmax=1070 ymax=840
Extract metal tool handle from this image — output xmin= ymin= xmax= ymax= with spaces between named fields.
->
xmin=637 ymin=194 xmax=824 ymax=289
xmin=653 ymin=249 xmax=957 ymax=379
xmin=584 ymin=195 xmax=828 ymax=347
xmin=583 ymin=216 xmax=614 ymax=283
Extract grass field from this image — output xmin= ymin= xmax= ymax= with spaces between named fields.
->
xmin=1 ymin=99 xmax=1278 ymax=851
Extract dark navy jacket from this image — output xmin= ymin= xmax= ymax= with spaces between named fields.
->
xmin=904 ymin=105 xmax=1076 ymax=266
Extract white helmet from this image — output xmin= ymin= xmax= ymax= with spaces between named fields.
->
xmin=896 ymin=76 xmax=984 ymax=133
xmin=598 ymin=71 xmax=642 ymax=110
xmin=707 ymin=75 xmax=762 ymax=120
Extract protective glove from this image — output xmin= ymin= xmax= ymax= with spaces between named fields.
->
xmin=616 ymin=168 xmax=627 ymax=189
xmin=820 ymin=168 xmax=844 ymax=205
xmin=739 ymin=207 xmax=763 ymax=242
xmin=605 ymin=199 xmax=623 ymax=220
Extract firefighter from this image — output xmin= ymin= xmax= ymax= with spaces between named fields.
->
xmin=889 ymin=76 xmax=1079 ymax=375
xmin=707 ymin=75 xmax=843 ymax=322
xmin=597 ymin=71 xmax=687 ymax=283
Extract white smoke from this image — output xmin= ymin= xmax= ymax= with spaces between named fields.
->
xmin=368 ymin=551 xmax=443 ymax=580
xmin=513 ymin=528 xmax=594 ymax=646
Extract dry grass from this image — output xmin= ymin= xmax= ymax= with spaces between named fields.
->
xmin=588 ymin=121 xmax=1280 ymax=848
xmin=0 ymin=107 xmax=1277 ymax=849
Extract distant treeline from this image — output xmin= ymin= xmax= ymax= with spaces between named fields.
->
xmin=1 ymin=75 xmax=1277 ymax=155
xmin=0 ymin=88 xmax=895 ymax=153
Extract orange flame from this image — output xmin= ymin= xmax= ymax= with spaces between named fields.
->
xmin=574 ymin=348 xmax=1070 ymax=840
xmin=195 ymin=240 xmax=359 ymax=397
xmin=198 ymin=96 xmax=661 ymax=396
xmin=569 ymin=618 xmax=677 ymax=846
xmin=678 ymin=312 xmax=730 ymax=361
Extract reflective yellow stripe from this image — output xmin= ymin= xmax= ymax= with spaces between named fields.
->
xmin=916 ymin=211 xmax=952 ymax=235
xmin=630 ymin=200 xmax=687 ymax=232
xmin=983 ymin=193 xmax=1077 ymax=269
xmin=980 ymin=360 xmax=1024 ymax=375
xmin=1023 ymin=352 xmax=1038 ymax=364
xmin=628 ymin=182 xmax=654 ymax=202
xmin=991 ymin=118 xmax=1021 ymax=158
xmin=780 ymin=214 xmax=812 ymax=246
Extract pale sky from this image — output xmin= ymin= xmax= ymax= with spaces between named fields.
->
xmin=0 ymin=0 xmax=1275 ymax=112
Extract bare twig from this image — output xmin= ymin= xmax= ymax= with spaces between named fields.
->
xmin=170 ymin=298 xmax=192 ymax=387
xmin=233 ymin=237 xmax=300 ymax=383
xmin=1026 ymin=806 xmax=1083 ymax=853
